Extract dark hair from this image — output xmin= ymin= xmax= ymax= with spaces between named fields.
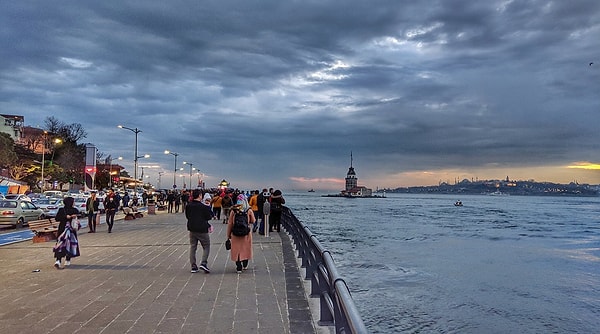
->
xmin=63 ymin=196 xmax=75 ymax=207
xmin=192 ymin=189 xmax=202 ymax=199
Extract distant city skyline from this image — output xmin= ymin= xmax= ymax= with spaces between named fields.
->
xmin=2 ymin=1 xmax=599 ymax=190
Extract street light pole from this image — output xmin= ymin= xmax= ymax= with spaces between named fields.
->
xmin=108 ymin=156 xmax=113 ymax=189
xmin=158 ymin=171 xmax=164 ymax=189
xmin=183 ymin=161 xmax=195 ymax=189
xmin=118 ymin=125 xmax=142 ymax=191
xmin=164 ymin=150 xmax=179 ymax=189
xmin=40 ymin=131 xmax=62 ymax=191
xmin=40 ymin=131 xmax=47 ymax=191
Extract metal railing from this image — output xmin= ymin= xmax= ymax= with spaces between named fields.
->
xmin=281 ymin=207 xmax=368 ymax=334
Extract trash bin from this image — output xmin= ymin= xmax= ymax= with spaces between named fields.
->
xmin=148 ymin=203 xmax=156 ymax=215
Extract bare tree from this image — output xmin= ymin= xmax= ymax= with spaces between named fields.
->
xmin=44 ymin=116 xmax=87 ymax=143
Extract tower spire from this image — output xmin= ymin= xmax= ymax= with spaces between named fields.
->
xmin=345 ymin=151 xmax=357 ymax=191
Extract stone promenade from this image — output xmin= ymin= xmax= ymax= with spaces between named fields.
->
xmin=0 ymin=210 xmax=319 ymax=334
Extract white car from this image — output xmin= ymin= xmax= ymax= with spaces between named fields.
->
xmin=4 ymin=194 xmax=32 ymax=202
xmin=43 ymin=190 xmax=64 ymax=198
xmin=0 ymin=199 xmax=45 ymax=228
xmin=73 ymin=197 xmax=88 ymax=217
xmin=34 ymin=198 xmax=63 ymax=218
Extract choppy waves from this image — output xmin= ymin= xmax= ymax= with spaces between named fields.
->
xmin=287 ymin=192 xmax=600 ymax=333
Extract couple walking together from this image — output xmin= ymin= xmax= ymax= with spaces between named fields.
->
xmin=186 ymin=191 xmax=255 ymax=274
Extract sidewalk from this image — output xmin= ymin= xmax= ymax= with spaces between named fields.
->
xmin=0 ymin=210 xmax=316 ymax=334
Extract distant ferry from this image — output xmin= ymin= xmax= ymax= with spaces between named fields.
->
xmin=308 ymin=189 xmax=315 ymax=192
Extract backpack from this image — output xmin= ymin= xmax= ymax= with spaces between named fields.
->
xmin=222 ymin=196 xmax=232 ymax=208
xmin=232 ymin=210 xmax=250 ymax=236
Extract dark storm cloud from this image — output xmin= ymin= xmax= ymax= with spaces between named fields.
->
xmin=1 ymin=0 xmax=599 ymax=188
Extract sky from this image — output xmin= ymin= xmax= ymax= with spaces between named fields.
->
xmin=2 ymin=1 xmax=600 ymax=191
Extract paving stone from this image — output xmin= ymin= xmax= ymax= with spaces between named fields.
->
xmin=0 ymin=211 xmax=319 ymax=333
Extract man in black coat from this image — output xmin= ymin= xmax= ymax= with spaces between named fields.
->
xmin=185 ymin=189 xmax=213 ymax=273
xmin=256 ymin=188 xmax=269 ymax=235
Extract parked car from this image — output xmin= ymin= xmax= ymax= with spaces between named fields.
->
xmin=34 ymin=198 xmax=63 ymax=218
xmin=4 ymin=194 xmax=32 ymax=202
xmin=73 ymin=197 xmax=87 ymax=217
xmin=0 ymin=199 xmax=45 ymax=228
xmin=27 ymin=193 xmax=44 ymax=202
xmin=42 ymin=190 xmax=64 ymax=199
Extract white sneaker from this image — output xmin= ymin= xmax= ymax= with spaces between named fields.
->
xmin=54 ymin=260 xmax=60 ymax=269
xmin=65 ymin=260 xmax=71 ymax=266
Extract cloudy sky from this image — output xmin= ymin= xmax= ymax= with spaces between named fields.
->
xmin=2 ymin=1 xmax=599 ymax=191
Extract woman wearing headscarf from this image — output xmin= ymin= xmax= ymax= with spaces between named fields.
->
xmin=226 ymin=194 xmax=256 ymax=273
xmin=53 ymin=196 xmax=80 ymax=269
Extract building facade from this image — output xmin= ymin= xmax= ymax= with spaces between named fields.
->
xmin=0 ymin=114 xmax=24 ymax=141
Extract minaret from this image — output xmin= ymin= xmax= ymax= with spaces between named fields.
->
xmin=345 ymin=152 xmax=357 ymax=191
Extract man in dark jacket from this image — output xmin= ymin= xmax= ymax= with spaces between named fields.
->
xmin=270 ymin=189 xmax=285 ymax=232
xmin=104 ymin=189 xmax=119 ymax=233
xmin=185 ymin=189 xmax=213 ymax=273
xmin=256 ymin=188 xmax=269 ymax=235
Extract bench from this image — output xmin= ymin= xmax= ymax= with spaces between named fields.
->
xmin=28 ymin=218 xmax=59 ymax=243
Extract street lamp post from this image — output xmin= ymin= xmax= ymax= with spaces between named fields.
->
xmin=40 ymin=131 xmax=47 ymax=191
xmin=118 ymin=125 xmax=149 ymax=191
xmin=107 ymin=156 xmax=117 ymax=189
xmin=182 ymin=161 xmax=195 ymax=189
xmin=164 ymin=150 xmax=179 ymax=189
xmin=158 ymin=171 xmax=164 ymax=189
xmin=197 ymin=172 xmax=204 ymax=189
xmin=40 ymin=131 xmax=62 ymax=191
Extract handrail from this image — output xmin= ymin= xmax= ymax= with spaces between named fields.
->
xmin=281 ymin=207 xmax=368 ymax=334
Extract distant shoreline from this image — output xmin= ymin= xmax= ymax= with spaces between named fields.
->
xmin=372 ymin=178 xmax=599 ymax=197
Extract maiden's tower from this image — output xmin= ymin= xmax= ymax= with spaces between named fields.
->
xmin=324 ymin=153 xmax=378 ymax=198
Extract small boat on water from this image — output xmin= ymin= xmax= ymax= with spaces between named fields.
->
xmin=488 ymin=190 xmax=508 ymax=196
xmin=454 ymin=200 xmax=463 ymax=206
xmin=308 ymin=189 xmax=315 ymax=192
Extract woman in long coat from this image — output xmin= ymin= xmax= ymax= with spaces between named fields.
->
xmin=53 ymin=196 xmax=80 ymax=269
xmin=227 ymin=194 xmax=256 ymax=273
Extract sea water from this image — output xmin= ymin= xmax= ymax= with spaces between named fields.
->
xmin=286 ymin=192 xmax=600 ymax=334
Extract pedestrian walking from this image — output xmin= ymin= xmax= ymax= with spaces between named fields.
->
xmin=186 ymin=189 xmax=213 ymax=273
xmin=53 ymin=197 xmax=80 ymax=269
xmin=85 ymin=191 xmax=99 ymax=233
xmin=104 ymin=189 xmax=118 ymax=233
xmin=257 ymin=188 xmax=269 ymax=235
xmin=248 ymin=190 xmax=259 ymax=232
xmin=142 ymin=191 xmax=148 ymax=206
xmin=227 ymin=194 xmax=256 ymax=273
xmin=182 ymin=189 xmax=191 ymax=212
xmin=221 ymin=192 xmax=234 ymax=224
xmin=174 ymin=191 xmax=181 ymax=213
xmin=211 ymin=193 xmax=222 ymax=220
xmin=167 ymin=190 xmax=175 ymax=213
xmin=270 ymin=189 xmax=285 ymax=232
xmin=122 ymin=192 xmax=130 ymax=208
